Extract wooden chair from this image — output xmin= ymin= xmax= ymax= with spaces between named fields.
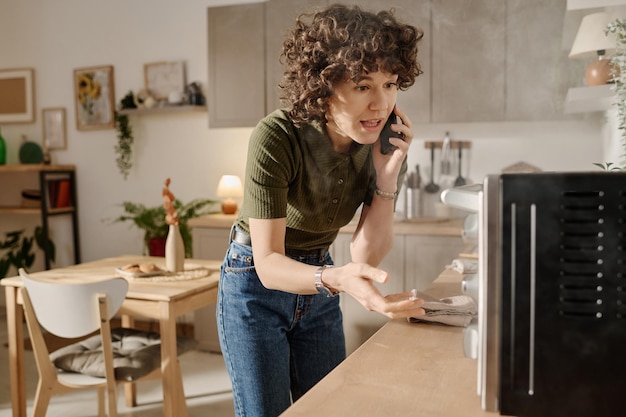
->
xmin=18 ymin=268 xmax=170 ymax=417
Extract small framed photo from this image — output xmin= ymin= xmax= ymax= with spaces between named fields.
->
xmin=0 ymin=68 xmax=35 ymax=124
xmin=42 ymin=107 xmax=67 ymax=150
xmin=144 ymin=61 xmax=186 ymax=100
xmin=73 ymin=65 xmax=115 ymax=131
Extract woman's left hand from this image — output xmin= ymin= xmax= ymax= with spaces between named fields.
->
xmin=373 ymin=106 xmax=414 ymax=190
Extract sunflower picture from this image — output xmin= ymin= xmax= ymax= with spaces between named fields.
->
xmin=73 ymin=65 xmax=115 ymax=130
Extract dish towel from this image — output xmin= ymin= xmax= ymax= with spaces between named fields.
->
xmin=447 ymin=258 xmax=478 ymax=274
xmin=408 ymin=292 xmax=477 ymax=327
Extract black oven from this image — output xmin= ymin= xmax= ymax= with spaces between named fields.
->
xmin=443 ymin=172 xmax=626 ymax=417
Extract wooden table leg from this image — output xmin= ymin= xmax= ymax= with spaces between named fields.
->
xmin=6 ymin=286 xmax=26 ymax=417
xmin=121 ymin=314 xmax=137 ymax=407
xmin=159 ymin=301 xmax=188 ymax=417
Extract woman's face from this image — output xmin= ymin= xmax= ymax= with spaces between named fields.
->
xmin=326 ymin=70 xmax=398 ymax=152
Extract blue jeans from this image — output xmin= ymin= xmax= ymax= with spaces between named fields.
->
xmin=217 ymin=240 xmax=346 ymax=417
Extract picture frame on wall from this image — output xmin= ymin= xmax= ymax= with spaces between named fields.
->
xmin=0 ymin=68 xmax=35 ymax=124
xmin=144 ymin=61 xmax=186 ymax=100
xmin=42 ymin=107 xmax=67 ymax=150
xmin=73 ymin=65 xmax=115 ymax=131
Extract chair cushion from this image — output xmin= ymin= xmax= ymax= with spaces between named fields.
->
xmin=49 ymin=328 xmax=197 ymax=381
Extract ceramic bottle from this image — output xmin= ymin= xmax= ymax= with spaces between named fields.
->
xmin=165 ymin=224 xmax=184 ymax=272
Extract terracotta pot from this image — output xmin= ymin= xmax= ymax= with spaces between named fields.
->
xmin=148 ymin=237 xmax=166 ymax=257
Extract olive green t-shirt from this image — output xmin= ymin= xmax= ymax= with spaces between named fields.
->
xmin=235 ymin=109 xmax=406 ymax=251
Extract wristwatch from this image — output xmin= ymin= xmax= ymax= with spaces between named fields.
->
xmin=314 ymin=265 xmax=339 ymax=297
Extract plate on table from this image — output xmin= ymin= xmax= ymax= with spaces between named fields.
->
xmin=115 ymin=264 xmax=166 ymax=279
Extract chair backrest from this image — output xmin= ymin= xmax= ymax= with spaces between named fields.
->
xmin=19 ymin=268 xmax=129 ymax=339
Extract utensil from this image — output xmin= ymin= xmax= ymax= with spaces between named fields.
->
xmin=424 ymin=143 xmax=440 ymax=194
xmin=440 ymin=132 xmax=451 ymax=177
xmin=454 ymin=144 xmax=467 ymax=187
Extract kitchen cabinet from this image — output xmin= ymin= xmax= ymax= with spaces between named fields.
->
xmin=431 ymin=0 xmax=506 ymax=122
xmin=207 ymin=3 xmax=265 ymax=128
xmin=189 ymin=213 xmax=235 ymax=352
xmin=0 ymin=164 xmax=80 ymax=270
xmin=208 ymin=0 xmax=574 ymax=127
xmin=330 ymin=221 xmax=466 ymax=354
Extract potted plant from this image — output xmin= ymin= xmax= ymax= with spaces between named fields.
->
xmin=601 ymin=18 xmax=626 ymax=171
xmin=0 ymin=227 xmax=56 ymax=279
xmin=112 ymin=197 xmax=218 ymax=257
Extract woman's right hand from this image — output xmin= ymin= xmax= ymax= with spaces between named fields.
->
xmin=323 ymin=262 xmax=425 ymax=319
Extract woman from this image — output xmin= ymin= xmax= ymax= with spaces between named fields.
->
xmin=217 ymin=4 xmax=425 ymax=417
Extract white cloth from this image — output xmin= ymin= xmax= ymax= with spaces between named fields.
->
xmin=446 ymin=258 xmax=478 ymax=274
xmin=408 ymin=293 xmax=477 ymax=327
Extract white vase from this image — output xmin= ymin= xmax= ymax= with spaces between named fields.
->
xmin=165 ymin=224 xmax=184 ymax=272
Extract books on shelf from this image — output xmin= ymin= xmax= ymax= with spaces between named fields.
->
xmin=48 ymin=179 xmax=71 ymax=208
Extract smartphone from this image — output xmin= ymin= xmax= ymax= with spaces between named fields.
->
xmin=379 ymin=112 xmax=402 ymax=155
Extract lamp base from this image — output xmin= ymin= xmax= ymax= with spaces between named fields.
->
xmin=221 ymin=199 xmax=238 ymax=215
xmin=585 ymin=58 xmax=617 ymax=86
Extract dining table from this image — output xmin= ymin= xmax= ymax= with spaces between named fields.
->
xmin=1 ymin=254 xmax=222 ymax=417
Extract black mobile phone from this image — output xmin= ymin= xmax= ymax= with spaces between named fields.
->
xmin=379 ymin=112 xmax=402 ymax=155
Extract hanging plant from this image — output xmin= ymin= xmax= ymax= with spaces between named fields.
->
xmin=113 ymin=91 xmax=136 ymax=180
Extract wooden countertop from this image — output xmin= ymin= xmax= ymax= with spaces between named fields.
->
xmin=189 ymin=213 xmax=464 ymax=237
xmin=280 ymin=269 xmax=499 ymax=417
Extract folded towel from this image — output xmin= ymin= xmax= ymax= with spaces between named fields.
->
xmin=408 ymin=292 xmax=477 ymax=327
xmin=446 ymin=258 xmax=478 ymax=274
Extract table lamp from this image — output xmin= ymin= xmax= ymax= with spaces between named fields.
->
xmin=216 ymin=175 xmax=243 ymax=214
xmin=569 ymin=12 xmax=618 ymax=86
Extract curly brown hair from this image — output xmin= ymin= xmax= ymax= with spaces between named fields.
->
xmin=279 ymin=4 xmax=424 ymax=127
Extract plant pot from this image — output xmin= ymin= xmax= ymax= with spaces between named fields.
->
xmin=148 ymin=237 xmax=166 ymax=257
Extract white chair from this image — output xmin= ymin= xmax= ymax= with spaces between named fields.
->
xmin=18 ymin=268 xmax=181 ymax=417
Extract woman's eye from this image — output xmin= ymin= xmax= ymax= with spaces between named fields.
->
xmin=356 ymin=85 xmax=369 ymax=92
xmin=385 ymin=82 xmax=398 ymax=89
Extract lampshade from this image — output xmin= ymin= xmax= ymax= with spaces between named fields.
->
xmin=216 ymin=175 xmax=243 ymax=214
xmin=216 ymin=175 xmax=243 ymax=198
xmin=569 ymin=12 xmax=617 ymax=60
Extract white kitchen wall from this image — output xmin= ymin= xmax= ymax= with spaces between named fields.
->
xmin=0 ymin=0 xmax=610 ymax=274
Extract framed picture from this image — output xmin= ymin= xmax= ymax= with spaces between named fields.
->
xmin=42 ymin=107 xmax=67 ymax=150
xmin=73 ymin=65 xmax=115 ymax=131
xmin=144 ymin=61 xmax=186 ymax=100
xmin=0 ymin=68 xmax=35 ymax=124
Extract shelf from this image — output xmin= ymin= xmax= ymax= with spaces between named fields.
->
xmin=564 ymin=84 xmax=615 ymax=114
xmin=0 ymin=206 xmax=75 ymax=215
xmin=567 ymin=0 xmax=626 ymax=10
xmin=117 ymin=105 xmax=207 ymax=116
xmin=0 ymin=164 xmax=75 ymax=173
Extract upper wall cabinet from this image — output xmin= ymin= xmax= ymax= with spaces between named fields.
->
xmin=208 ymin=3 xmax=266 ymax=128
xmin=208 ymin=0 xmax=576 ymax=128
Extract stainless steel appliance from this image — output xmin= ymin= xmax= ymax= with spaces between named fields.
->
xmin=442 ymin=172 xmax=626 ymax=417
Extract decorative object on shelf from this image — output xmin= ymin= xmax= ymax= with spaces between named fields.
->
xmin=187 ymin=81 xmax=205 ymax=106
xmin=111 ymin=193 xmax=218 ymax=258
xmin=42 ymin=107 xmax=67 ymax=150
xmin=144 ymin=61 xmax=186 ymax=101
xmin=0 ymin=68 xmax=35 ymax=124
xmin=18 ymin=135 xmax=43 ymax=164
xmin=73 ymin=65 xmax=115 ymax=131
xmin=0 ymin=127 xmax=6 ymax=165
xmin=216 ymin=175 xmax=243 ymax=214
xmin=133 ymin=88 xmax=156 ymax=109
xmin=569 ymin=12 xmax=618 ymax=86
xmin=163 ymin=178 xmax=184 ymax=272
xmin=0 ymin=227 xmax=55 ymax=279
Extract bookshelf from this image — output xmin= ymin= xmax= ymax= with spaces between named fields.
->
xmin=0 ymin=164 xmax=80 ymax=269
